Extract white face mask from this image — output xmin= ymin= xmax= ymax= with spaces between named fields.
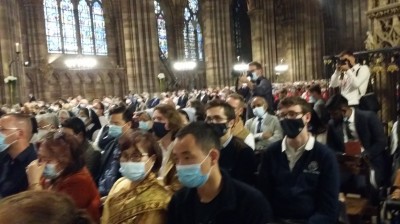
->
xmin=252 ymin=106 xmax=266 ymax=118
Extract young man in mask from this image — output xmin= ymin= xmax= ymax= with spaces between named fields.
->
xmin=326 ymin=94 xmax=389 ymax=203
xmin=329 ymin=50 xmax=371 ymax=106
xmin=168 ymin=122 xmax=271 ymax=224
xmin=97 ymin=106 xmax=132 ymax=196
xmin=258 ymin=96 xmax=340 ymax=223
xmin=205 ymin=100 xmax=256 ymax=186
xmin=0 ymin=114 xmax=37 ymax=198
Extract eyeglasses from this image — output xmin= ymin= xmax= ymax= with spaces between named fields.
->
xmin=205 ymin=116 xmax=227 ymax=124
xmin=120 ymin=152 xmax=149 ymax=162
xmin=277 ymin=111 xmax=304 ymax=119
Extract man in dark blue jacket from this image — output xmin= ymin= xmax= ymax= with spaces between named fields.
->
xmin=258 ymin=96 xmax=340 ymax=223
xmin=168 ymin=122 xmax=271 ymax=224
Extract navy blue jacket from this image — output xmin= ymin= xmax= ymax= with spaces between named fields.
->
xmin=0 ymin=144 xmax=37 ymax=198
xmin=258 ymin=138 xmax=340 ymax=223
xmin=97 ymin=139 xmax=121 ymax=196
xmin=326 ymin=109 xmax=390 ymax=187
xmin=167 ymin=170 xmax=271 ymax=224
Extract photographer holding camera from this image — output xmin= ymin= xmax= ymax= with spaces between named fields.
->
xmin=329 ymin=50 xmax=371 ymax=107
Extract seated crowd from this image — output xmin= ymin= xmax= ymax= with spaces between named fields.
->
xmin=0 ymin=62 xmax=397 ymax=224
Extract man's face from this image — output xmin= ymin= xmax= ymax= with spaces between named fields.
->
xmin=249 ymin=65 xmax=262 ymax=77
xmin=92 ymin=103 xmax=103 ymax=116
xmin=110 ymin=113 xmax=130 ymax=132
xmin=0 ymin=117 xmax=20 ymax=145
xmin=251 ymin=97 xmax=267 ymax=111
xmin=328 ymin=108 xmax=347 ymax=122
xmin=226 ymin=98 xmax=243 ymax=119
xmin=173 ymin=134 xmax=213 ymax=176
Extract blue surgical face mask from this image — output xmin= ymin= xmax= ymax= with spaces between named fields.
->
xmin=252 ymin=106 xmax=266 ymax=118
xmin=176 ymin=154 xmax=212 ymax=188
xmin=138 ymin=121 xmax=150 ymax=131
xmin=119 ymin=159 xmax=150 ymax=182
xmin=0 ymin=132 xmax=18 ymax=153
xmin=108 ymin=124 xmax=123 ymax=138
xmin=251 ymin=72 xmax=258 ymax=81
xmin=43 ymin=163 xmax=60 ymax=179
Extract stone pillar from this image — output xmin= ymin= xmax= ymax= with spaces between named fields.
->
xmin=167 ymin=0 xmax=187 ymax=60
xmin=0 ymin=0 xmax=27 ymax=104
xmin=201 ymin=0 xmax=234 ymax=88
xmin=248 ymin=0 xmax=277 ymax=80
xmin=120 ymin=0 xmax=159 ymax=93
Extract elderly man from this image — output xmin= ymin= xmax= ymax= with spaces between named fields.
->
xmin=0 ymin=114 xmax=37 ymax=198
xmin=245 ymin=96 xmax=283 ymax=151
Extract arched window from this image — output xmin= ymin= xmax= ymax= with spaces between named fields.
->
xmin=154 ymin=0 xmax=168 ymax=58
xmin=44 ymin=0 xmax=108 ymax=55
xmin=232 ymin=0 xmax=251 ymax=62
xmin=183 ymin=0 xmax=203 ymax=60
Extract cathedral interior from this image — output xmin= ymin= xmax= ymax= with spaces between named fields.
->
xmin=0 ymin=0 xmax=400 ymax=121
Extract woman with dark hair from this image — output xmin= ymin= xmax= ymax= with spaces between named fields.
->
xmin=78 ymin=108 xmax=101 ymax=140
xmin=152 ymin=104 xmax=184 ymax=191
xmin=101 ymin=130 xmax=172 ymax=224
xmin=26 ymin=131 xmax=101 ymax=223
xmin=0 ymin=190 xmax=94 ymax=224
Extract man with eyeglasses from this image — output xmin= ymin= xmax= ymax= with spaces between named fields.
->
xmin=258 ymin=96 xmax=340 ymax=223
xmin=205 ymin=100 xmax=256 ymax=186
xmin=0 ymin=114 xmax=37 ymax=198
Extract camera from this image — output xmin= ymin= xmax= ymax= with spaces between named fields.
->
xmin=338 ymin=59 xmax=350 ymax=66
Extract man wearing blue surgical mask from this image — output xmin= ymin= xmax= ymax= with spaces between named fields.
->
xmin=238 ymin=61 xmax=274 ymax=117
xmin=97 ymin=106 xmax=132 ymax=196
xmin=0 ymin=114 xmax=37 ymax=198
xmin=258 ymin=96 xmax=340 ymax=223
xmin=167 ymin=122 xmax=271 ymax=224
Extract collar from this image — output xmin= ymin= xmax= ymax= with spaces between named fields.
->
xmin=281 ymin=135 xmax=315 ymax=152
xmin=13 ymin=144 xmax=36 ymax=163
xmin=346 ymin=108 xmax=355 ymax=123
xmin=260 ymin=112 xmax=268 ymax=120
xmin=222 ymin=135 xmax=233 ymax=148
xmin=351 ymin=63 xmax=360 ymax=72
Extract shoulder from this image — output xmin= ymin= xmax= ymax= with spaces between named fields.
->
xmin=311 ymin=142 xmax=337 ymax=162
xmin=62 ymin=168 xmax=93 ymax=185
xmin=231 ymin=137 xmax=253 ymax=152
xmin=231 ymin=179 xmax=268 ymax=206
xmin=169 ymin=187 xmax=194 ymax=206
xmin=265 ymin=140 xmax=283 ymax=154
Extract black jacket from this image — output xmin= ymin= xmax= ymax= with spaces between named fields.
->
xmin=167 ymin=170 xmax=271 ymax=224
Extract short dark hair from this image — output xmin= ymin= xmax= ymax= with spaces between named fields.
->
xmin=227 ymin=93 xmax=245 ymax=108
xmin=175 ymin=121 xmax=221 ymax=153
xmin=61 ymin=117 xmax=87 ymax=137
xmin=249 ymin=61 xmax=263 ymax=70
xmin=309 ymin=84 xmax=322 ymax=95
xmin=205 ymin=99 xmax=236 ymax=122
xmin=339 ymin=50 xmax=354 ymax=58
xmin=97 ymin=102 xmax=105 ymax=111
xmin=119 ymin=130 xmax=162 ymax=173
xmin=278 ymin=96 xmax=312 ymax=114
xmin=325 ymin=94 xmax=349 ymax=111
xmin=109 ymin=105 xmax=132 ymax=123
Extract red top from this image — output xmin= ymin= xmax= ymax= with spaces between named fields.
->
xmin=44 ymin=167 xmax=101 ymax=223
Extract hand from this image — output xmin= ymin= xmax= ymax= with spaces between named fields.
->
xmin=262 ymin=131 xmax=272 ymax=139
xmin=26 ymin=159 xmax=45 ymax=185
xmin=239 ymin=75 xmax=249 ymax=83
xmin=392 ymin=189 xmax=400 ymax=200
xmin=340 ymin=63 xmax=350 ymax=72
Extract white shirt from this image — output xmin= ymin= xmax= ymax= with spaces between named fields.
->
xmin=343 ymin=108 xmax=359 ymax=143
xmin=391 ymin=121 xmax=399 ymax=155
xmin=329 ymin=64 xmax=370 ymax=105
xmin=244 ymin=133 xmax=255 ymax=150
xmin=99 ymin=116 xmax=108 ymax=127
xmin=281 ymin=135 xmax=315 ymax=171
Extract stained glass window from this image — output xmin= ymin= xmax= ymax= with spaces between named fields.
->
xmin=44 ymin=0 xmax=62 ymax=53
xmin=92 ymin=1 xmax=107 ymax=55
xmin=183 ymin=0 xmax=203 ymax=60
xmin=78 ymin=0 xmax=94 ymax=55
xmin=43 ymin=0 xmax=107 ymax=55
xmin=60 ymin=0 xmax=78 ymax=54
xmin=154 ymin=0 xmax=168 ymax=58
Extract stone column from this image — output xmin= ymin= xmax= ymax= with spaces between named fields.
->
xmin=167 ymin=0 xmax=187 ymax=60
xmin=201 ymin=0 xmax=234 ymax=88
xmin=248 ymin=0 xmax=277 ymax=80
xmin=120 ymin=0 xmax=160 ymax=93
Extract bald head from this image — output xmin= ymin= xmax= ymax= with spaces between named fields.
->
xmin=0 ymin=114 xmax=33 ymax=141
xmin=251 ymin=97 xmax=268 ymax=110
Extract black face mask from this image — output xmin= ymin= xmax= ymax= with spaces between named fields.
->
xmin=280 ymin=118 xmax=305 ymax=139
xmin=153 ymin=122 xmax=169 ymax=138
xmin=208 ymin=123 xmax=228 ymax=138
